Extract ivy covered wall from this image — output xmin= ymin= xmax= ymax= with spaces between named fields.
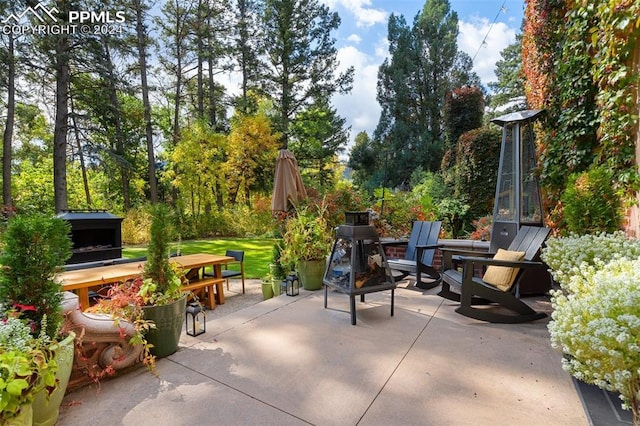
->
xmin=522 ymin=0 xmax=640 ymax=233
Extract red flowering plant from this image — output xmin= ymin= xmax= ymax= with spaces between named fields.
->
xmin=469 ymin=216 xmax=492 ymax=241
xmin=76 ymin=277 xmax=156 ymax=383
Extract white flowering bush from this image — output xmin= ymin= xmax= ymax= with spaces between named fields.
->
xmin=542 ymin=231 xmax=640 ymax=292
xmin=544 ymin=232 xmax=640 ymax=423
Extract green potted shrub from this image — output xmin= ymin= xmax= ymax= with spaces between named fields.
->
xmin=280 ymin=207 xmax=332 ymax=290
xmin=137 ymin=204 xmax=186 ymax=358
xmin=0 ymin=213 xmax=75 ymax=426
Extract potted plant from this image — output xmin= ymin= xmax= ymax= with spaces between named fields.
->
xmin=0 ymin=310 xmax=58 ymax=424
xmin=280 ymin=207 xmax=332 ymax=290
xmin=261 ymin=275 xmax=275 ymax=300
xmin=137 ymin=204 xmax=186 ymax=358
xmin=0 ymin=213 xmax=75 ymax=426
xmin=267 ymin=242 xmax=286 ymax=297
xmin=78 ymin=277 xmax=156 ymax=384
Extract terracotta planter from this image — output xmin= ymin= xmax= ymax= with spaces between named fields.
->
xmin=32 ymin=331 xmax=76 ymax=426
xmin=143 ymin=296 xmax=187 ymax=358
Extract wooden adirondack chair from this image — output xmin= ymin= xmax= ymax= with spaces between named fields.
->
xmin=384 ymin=221 xmax=442 ymax=289
xmin=438 ymin=226 xmax=551 ymax=323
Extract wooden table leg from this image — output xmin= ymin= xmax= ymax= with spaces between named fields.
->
xmin=76 ymin=288 xmax=90 ymax=311
xmin=206 ymin=284 xmax=216 ymax=310
xmin=213 ymin=264 xmax=225 ymax=304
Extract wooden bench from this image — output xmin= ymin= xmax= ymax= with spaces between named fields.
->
xmin=182 ymin=276 xmax=225 ymax=310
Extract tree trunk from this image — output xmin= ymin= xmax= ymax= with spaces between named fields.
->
xmin=196 ymin=0 xmax=205 ymax=119
xmin=104 ymin=42 xmax=130 ymax=210
xmin=53 ymin=29 xmax=70 ymax=213
xmin=69 ymin=94 xmax=92 ymax=207
xmin=135 ymin=0 xmax=158 ymax=203
xmin=2 ymin=32 xmax=15 ymax=208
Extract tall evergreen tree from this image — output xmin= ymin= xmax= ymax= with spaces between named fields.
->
xmin=52 ymin=0 xmax=73 ymax=212
xmin=232 ymin=0 xmax=264 ymax=114
xmin=289 ymin=100 xmax=349 ymax=189
xmin=348 ymin=131 xmax=378 ymax=190
xmin=373 ymin=0 xmax=479 ymax=188
xmin=155 ymin=0 xmax=195 ymax=147
xmin=132 ymin=0 xmax=159 ymax=203
xmin=442 ymin=85 xmax=485 ymax=167
xmin=487 ymin=33 xmax=527 ymax=116
xmin=1 ymin=24 xmax=17 ymax=207
xmin=261 ymin=0 xmax=354 ymax=149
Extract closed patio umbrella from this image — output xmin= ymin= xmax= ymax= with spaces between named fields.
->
xmin=271 ymin=149 xmax=307 ymax=212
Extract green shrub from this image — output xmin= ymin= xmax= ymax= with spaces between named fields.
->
xmin=323 ymin=185 xmax=369 ymax=229
xmin=371 ymin=189 xmax=427 ymax=238
xmin=0 ymin=213 xmax=72 ymax=338
xmin=121 ymin=206 xmax=152 ymax=245
xmin=452 ymin=126 xmax=502 ymax=219
xmin=561 ymin=165 xmax=623 ymax=234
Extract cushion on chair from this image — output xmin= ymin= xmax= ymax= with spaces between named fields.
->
xmin=482 ymin=249 xmax=525 ymax=291
xmin=222 ymin=269 xmax=242 ymax=279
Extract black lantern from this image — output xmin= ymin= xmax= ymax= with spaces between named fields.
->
xmin=285 ymin=273 xmax=299 ymax=296
xmin=185 ymin=302 xmax=206 ymax=336
xmin=323 ymin=212 xmax=396 ymax=325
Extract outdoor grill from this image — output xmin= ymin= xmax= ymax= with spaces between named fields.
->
xmin=57 ymin=210 xmax=123 ymax=264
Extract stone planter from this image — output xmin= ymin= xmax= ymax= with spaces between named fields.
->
xmin=32 ymin=331 xmax=76 ymax=426
xmin=5 ymin=403 xmax=33 ymax=426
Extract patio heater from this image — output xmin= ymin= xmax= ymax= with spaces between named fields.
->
xmin=323 ymin=212 xmax=396 ymax=325
xmin=490 ymin=109 xmax=545 ymax=248
xmin=490 ymin=109 xmax=550 ymax=294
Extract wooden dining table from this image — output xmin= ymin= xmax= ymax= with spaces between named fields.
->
xmin=59 ymin=253 xmax=235 ymax=310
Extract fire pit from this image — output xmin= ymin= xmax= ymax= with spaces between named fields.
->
xmin=323 ymin=212 xmax=396 ymax=325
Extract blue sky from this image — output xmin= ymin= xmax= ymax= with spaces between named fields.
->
xmin=322 ymin=0 xmax=525 ymax=150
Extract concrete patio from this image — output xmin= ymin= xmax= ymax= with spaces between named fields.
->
xmin=58 ymin=281 xmax=589 ymax=425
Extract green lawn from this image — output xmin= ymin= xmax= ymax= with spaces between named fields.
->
xmin=122 ymin=238 xmax=276 ymax=279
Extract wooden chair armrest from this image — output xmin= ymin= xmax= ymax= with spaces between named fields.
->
xmin=415 ymin=243 xmax=444 ymax=250
xmin=444 ymin=248 xmax=493 ymax=271
xmin=380 ymin=239 xmax=409 ymax=247
xmin=441 ymin=247 xmax=492 ymax=256
xmin=457 ymin=255 xmax=544 ymax=269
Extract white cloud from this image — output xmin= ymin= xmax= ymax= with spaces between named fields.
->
xmin=333 ymin=45 xmax=382 ymax=153
xmin=323 ymin=0 xmax=387 ymax=27
xmin=457 ymin=18 xmax=516 ymax=85
xmin=347 ymin=33 xmax=362 ymax=44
